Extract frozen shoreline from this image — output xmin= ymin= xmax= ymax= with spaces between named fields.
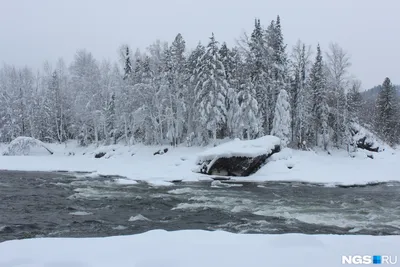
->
xmin=0 ymin=141 xmax=398 ymax=186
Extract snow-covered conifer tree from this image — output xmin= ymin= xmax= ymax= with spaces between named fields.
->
xmin=195 ymin=33 xmax=228 ymax=144
xmin=375 ymin=77 xmax=399 ymax=145
xmin=309 ymin=44 xmax=329 ymax=149
xmin=186 ymin=43 xmax=206 ymax=141
xmin=248 ymin=19 xmax=270 ymax=135
xmin=165 ymin=33 xmax=187 ymax=146
xmin=267 ymin=16 xmax=289 ymax=132
xmin=347 ymin=79 xmax=363 ymax=122
xmin=122 ymin=46 xmax=132 ymax=80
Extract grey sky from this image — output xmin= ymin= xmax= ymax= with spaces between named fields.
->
xmin=0 ymin=0 xmax=398 ymax=89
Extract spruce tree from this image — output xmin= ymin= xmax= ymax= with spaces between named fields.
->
xmin=219 ymin=42 xmax=234 ymax=80
xmin=186 ymin=42 xmax=205 ymax=140
xmin=195 ymin=33 xmax=228 ymax=143
xmin=375 ymin=77 xmax=399 ymax=145
xmin=309 ymin=44 xmax=329 ymax=149
xmin=347 ymin=80 xmax=362 ymax=122
xmin=248 ymin=19 xmax=269 ymax=135
xmin=267 ymin=16 xmax=288 ymax=132
xmin=123 ymin=46 xmax=132 ymax=80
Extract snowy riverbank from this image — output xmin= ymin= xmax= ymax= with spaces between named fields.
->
xmin=1 ymin=229 xmax=399 ymax=267
xmin=0 ymin=141 xmax=398 ymax=186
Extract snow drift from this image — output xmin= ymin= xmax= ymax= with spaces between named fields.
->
xmin=2 ymin=137 xmax=54 ymax=156
xmin=0 ymin=230 xmax=399 ymax=267
xmin=195 ymin=136 xmax=281 ymax=176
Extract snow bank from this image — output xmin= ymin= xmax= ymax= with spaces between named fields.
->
xmin=196 ymin=135 xmax=281 ymax=163
xmin=0 ymin=230 xmax=399 ymax=267
xmin=2 ymin=137 xmax=54 ymax=156
xmin=0 ymin=140 xmax=399 ymax=185
xmin=350 ymin=123 xmax=387 ymax=152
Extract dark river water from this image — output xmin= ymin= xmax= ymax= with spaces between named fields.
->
xmin=1 ymin=171 xmax=400 ymax=242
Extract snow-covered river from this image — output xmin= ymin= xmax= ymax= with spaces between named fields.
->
xmin=1 ymin=171 xmax=400 ymax=242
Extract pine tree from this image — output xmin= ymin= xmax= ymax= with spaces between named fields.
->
xmin=271 ymin=89 xmax=291 ymax=147
xmin=375 ymin=77 xmax=399 ymax=145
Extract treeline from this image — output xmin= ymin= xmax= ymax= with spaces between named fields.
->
xmin=0 ymin=16 xmax=398 ymax=148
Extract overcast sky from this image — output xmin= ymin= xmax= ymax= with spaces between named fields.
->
xmin=0 ymin=0 xmax=398 ymax=89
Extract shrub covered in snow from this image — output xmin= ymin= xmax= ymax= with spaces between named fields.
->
xmin=2 ymin=137 xmax=54 ymax=156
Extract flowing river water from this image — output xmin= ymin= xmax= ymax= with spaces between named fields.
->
xmin=1 ymin=170 xmax=400 ymax=242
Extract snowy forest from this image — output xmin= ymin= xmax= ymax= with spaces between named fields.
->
xmin=0 ymin=16 xmax=399 ymax=149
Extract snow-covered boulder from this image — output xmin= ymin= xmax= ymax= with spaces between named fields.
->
xmin=154 ymin=148 xmax=169 ymax=155
xmin=350 ymin=123 xmax=384 ymax=152
xmin=195 ymin=136 xmax=281 ymax=177
xmin=89 ymin=145 xmax=119 ymax=159
xmin=95 ymin=152 xmax=107 ymax=158
xmin=2 ymin=137 xmax=54 ymax=156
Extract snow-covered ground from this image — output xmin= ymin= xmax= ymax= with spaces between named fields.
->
xmin=0 ymin=229 xmax=399 ymax=267
xmin=0 ymin=140 xmax=398 ymax=186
